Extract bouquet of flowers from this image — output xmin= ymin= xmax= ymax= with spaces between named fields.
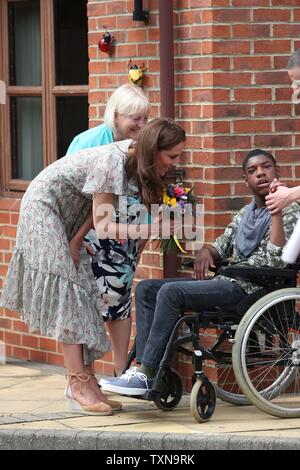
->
xmin=160 ymin=182 xmax=197 ymax=254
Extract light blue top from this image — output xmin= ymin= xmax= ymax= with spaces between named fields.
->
xmin=66 ymin=121 xmax=152 ymax=226
xmin=66 ymin=123 xmax=113 ymax=154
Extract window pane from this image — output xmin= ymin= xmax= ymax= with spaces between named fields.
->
xmin=56 ymin=96 xmax=88 ymax=158
xmin=54 ymin=0 xmax=88 ymax=85
xmin=8 ymin=0 xmax=41 ymax=86
xmin=10 ymin=97 xmax=43 ymax=180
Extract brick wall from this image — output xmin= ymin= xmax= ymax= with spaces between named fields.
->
xmin=1 ymin=0 xmax=300 ymax=384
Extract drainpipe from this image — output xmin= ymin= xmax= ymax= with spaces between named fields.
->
xmin=159 ymin=1 xmax=178 ymax=278
xmin=159 ymin=1 xmax=174 ymax=119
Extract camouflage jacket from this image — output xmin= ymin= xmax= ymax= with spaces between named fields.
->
xmin=212 ymin=201 xmax=300 ymax=294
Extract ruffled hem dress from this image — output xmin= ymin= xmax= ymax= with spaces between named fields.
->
xmin=0 ymin=139 xmax=136 ymax=364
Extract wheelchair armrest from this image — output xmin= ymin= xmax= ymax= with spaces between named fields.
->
xmin=181 ymin=258 xmax=194 ymax=269
xmin=218 ymin=264 xmax=298 ymax=290
xmin=182 ymin=258 xmax=229 ymax=271
xmin=181 ymin=258 xmax=299 ymax=290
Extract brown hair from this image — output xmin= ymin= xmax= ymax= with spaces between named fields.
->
xmin=126 ymin=118 xmax=186 ymax=210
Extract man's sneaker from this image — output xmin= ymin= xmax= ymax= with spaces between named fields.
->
xmin=99 ymin=376 xmax=119 ymax=387
xmin=99 ymin=369 xmax=127 ymax=387
xmin=101 ymin=367 xmax=154 ymax=396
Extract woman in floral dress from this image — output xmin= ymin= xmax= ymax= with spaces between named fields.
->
xmin=67 ymin=83 xmax=150 ymax=377
xmin=0 ymin=118 xmax=185 ymax=415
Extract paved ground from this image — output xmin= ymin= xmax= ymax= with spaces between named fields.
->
xmin=0 ymin=359 xmax=300 ymax=450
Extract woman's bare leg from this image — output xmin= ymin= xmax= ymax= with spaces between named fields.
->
xmin=105 ymin=317 xmax=132 ymax=376
xmin=62 ymin=343 xmax=108 ymax=405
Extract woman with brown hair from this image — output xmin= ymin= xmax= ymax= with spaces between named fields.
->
xmin=67 ymin=84 xmax=150 ymax=379
xmin=0 ymin=118 xmax=185 ymax=416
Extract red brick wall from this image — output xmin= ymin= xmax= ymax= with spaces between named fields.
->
xmin=1 ymin=0 xmax=300 ymax=383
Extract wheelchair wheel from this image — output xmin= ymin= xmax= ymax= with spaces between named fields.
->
xmin=197 ymin=330 xmax=249 ymax=406
xmin=190 ymin=377 xmax=216 ymax=423
xmin=232 ymin=288 xmax=300 ymax=418
xmin=215 ymin=369 xmax=249 ymax=406
xmin=154 ymin=369 xmax=183 ymax=411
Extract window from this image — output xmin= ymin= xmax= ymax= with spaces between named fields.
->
xmin=0 ymin=0 xmax=88 ymax=193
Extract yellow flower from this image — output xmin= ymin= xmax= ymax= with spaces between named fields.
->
xmin=169 ymin=197 xmax=177 ymax=207
xmin=163 ymin=194 xmax=170 ymax=204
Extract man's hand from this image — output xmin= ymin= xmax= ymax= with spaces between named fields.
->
xmin=193 ymin=247 xmax=216 ymax=280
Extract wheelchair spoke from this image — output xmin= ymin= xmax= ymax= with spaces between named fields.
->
xmin=196 ymin=328 xmax=248 ymax=405
xmin=233 ymin=288 xmax=300 ymax=418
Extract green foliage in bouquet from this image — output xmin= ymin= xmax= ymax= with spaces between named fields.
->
xmin=161 ymin=182 xmax=196 ymax=254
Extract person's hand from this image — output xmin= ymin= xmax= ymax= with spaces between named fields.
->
xmin=292 ymin=81 xmax=300 ymax=104
xmin=83 ymin=241 xmax=96 ymax=257
xmin=265 ymin=185 xmax=292 ymax=215
xmin=70 ymin=238 xmax=96 ymax=267
xmin=268 ymin=178 xmax=286 ymax=193
xmin=152 ymin=212 xmax=181 ymax=239
xmin=193 ymin=247 xmax=216 ymax=280
xmin=169 ymin=217 xmax=182 ymax=237
xmin=69 ymin=237 xmax=82 ymax=267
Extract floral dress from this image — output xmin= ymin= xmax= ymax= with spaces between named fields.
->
xmin=0 ymin=140 xmax=136 ymax=364
xmin=86 ymin=192 xmax=141 ymax=321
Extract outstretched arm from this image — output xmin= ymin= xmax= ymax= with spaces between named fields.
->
xmin=263 ymin=202 xmax=300 ymax=268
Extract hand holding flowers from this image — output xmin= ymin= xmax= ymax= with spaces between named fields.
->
xmin=159 ymin=182 xmax=197 ymax=254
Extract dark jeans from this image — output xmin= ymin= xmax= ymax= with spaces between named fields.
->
xmin=135 ymin=277 xmax=247 ymax=368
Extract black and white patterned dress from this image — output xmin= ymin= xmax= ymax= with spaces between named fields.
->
xmin=87 ymin=192 xmax=141 ymax=321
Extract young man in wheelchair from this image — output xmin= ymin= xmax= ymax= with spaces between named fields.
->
xmin=101 ymin=149 xmax=300 ymax=396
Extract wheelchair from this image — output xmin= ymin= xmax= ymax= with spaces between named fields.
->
xmin=125 ymin=262 xmax=300 ymax=423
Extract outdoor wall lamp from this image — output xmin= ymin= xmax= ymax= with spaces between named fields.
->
xmin=132 ymin=0 xmax=149 ymax=23
xmin=98 ymin=32 xmax=113 ymax=54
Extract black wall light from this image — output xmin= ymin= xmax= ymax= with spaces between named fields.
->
xmin=133 ymin=0 xmax=149 ymax=23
